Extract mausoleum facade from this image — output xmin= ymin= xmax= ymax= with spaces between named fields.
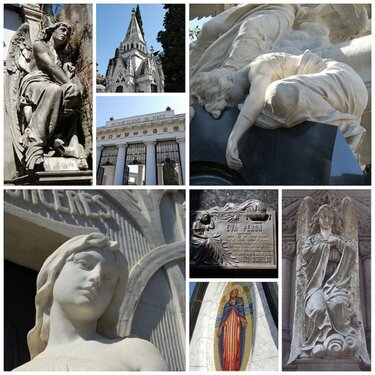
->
xmin=97 ymin=107 xmax=185 ymax=185
xmin=105 ymin=8 xmax=164 ymax=93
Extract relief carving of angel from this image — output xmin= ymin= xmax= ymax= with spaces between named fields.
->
xmin=5 ymin=19 xmax=88 ymax=172
xmin=288 ymin=196 xmax=370 ymax=365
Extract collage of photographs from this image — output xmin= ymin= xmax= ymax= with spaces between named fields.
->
xmin=2 ymin=2 xmax=372 ymax=373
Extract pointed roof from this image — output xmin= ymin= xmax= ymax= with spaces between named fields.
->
xmin=123 ymin=8 xmax=146 ymax=45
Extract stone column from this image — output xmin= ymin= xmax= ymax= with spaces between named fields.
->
xmin=145 ymin=141 xmax=157 ymax=185
xmin=360 ymin=242 xmax=371 ymax=344
xmin=96 ymin=145 xmax=103 ymax=170
xmin=113 ymin=144 xmax=127 ymax=185
xmin=157 ymin=164 xmax=164 ymax=184
xmin=137 ymin=165 xmax=144 ymax=185
xmin=176 ymin=138 xmax=185 ymax=184
xmin=282 ymin=241 xmax=295 ymax=365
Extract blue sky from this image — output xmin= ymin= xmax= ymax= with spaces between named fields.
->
xmin=189 ymin=16 xmax=211 ymax=42
xmin=96 ymin=96 xmax=186 ymax=127
xmin=97 ymin=4 xmax=166 ymax=76
xmin=189 ymin=282 xmax=196 ymax=299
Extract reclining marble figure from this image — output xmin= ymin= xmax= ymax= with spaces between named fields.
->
xmin=5 ymin=21 xmax=88 ymax=171
xmin=287 ymin=197 xmax=370 ymax=365
xmin=190 ymin=4 xmax=370 ymax=171
xmin=13 ymin=233 xmax=168 ymax=371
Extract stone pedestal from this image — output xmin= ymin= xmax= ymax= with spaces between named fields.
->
xmin=190 ymin=103 xmax=366 ymax=185
xmin=291 ymin=358 xmax=370 ymax=372
xmin=6 ymin=171 xmax=92 ymax=185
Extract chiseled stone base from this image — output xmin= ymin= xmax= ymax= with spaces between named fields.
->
xmin=293 ymin=358 xmax=370 ymax=371
xmin=44 ymin=156 xmax=80 ymax=171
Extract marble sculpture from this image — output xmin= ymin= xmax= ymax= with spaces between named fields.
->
xmin=5 ymin=19 xmax=88 ymax=171
xmin=190 ymin=4 xmax=371 ymax=170
xmin=14 ymin=233 xmax=168 ymax=371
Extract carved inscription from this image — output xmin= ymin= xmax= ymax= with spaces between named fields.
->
xmin=5 ymin=189 xmax=111 ymax=220
xmin=190 ymin=200 xmax=276 ymax=269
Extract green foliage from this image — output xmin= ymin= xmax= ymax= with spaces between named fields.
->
xmin=157 ymin=4 xmax=185 ymax=92
xmin=135 ymin=5 xmax=145 ymax=39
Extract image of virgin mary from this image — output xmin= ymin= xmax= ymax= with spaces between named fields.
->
xmin=217 ymin=288 xmax=247 ymax=371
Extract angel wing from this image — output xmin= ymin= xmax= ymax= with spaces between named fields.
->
xmin=287 ymin=196 xmax=314 ymax=364
xmin=5 ymin=23 xmax=32 ymax=164
xmin=189 ymin=4 xmax=237 ymax=20
xmin=340 ymin=197 xmax=370 ymax=364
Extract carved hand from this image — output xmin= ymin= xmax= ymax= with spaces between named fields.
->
xmin=226 ymin=137 xmax=242 ymax=171
xmin=63 ymin=62 xmax=76 ymax=79
xmin=326 ymin=235 xmax=338 ymax=246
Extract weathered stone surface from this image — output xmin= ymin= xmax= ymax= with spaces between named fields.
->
xmin=4 ymin=5 xmax=92 ymax=180
xmin=283 ymin=190 xmax=371 ymax=371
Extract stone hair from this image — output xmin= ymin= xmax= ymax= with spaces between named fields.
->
xmin=27 ymin=233 xmax=128 ymax=359
xmin=41 ymin=22 xmax=72 ymax=44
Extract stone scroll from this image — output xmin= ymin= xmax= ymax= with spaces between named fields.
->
xmin=190 ymin=199 xmax=276 ymax=269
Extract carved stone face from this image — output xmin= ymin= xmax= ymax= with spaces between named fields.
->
xmin=53 ymin=249 xmax=118 ymax=321
xmin=318 ymin=207 xmax=334 ymax=231
xmin=52 ymin=24 xmax=70 ymax=46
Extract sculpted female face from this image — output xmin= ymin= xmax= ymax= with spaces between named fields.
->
xmin=52 ymin=248 xmax=118 ymax=321
xmin=318 ymin=207 xmax=334 ymax=231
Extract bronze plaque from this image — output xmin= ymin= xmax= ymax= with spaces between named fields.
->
xmin=190 ymin=200 xmax=276 ymax=269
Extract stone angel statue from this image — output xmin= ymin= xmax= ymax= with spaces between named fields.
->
xmin=5 ymin=19 xmax=88 ymax=172
xmin=288 ymin=197 xmax=370 ymax=365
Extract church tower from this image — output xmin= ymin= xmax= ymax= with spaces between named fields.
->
xmin=106 ymin=8 xmax=164 ymax=93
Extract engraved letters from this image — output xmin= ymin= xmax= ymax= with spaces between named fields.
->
xmin=191 ymin=200 xmax=276 ymax=269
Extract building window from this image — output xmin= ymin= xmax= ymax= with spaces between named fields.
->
xmin=116 ymin=86 xmax=123 ymax=92
xmin=97 ymin=146 xmax=118 ymax=184
xmin=156 ymin=140 xmax=182 ymax=185
xmin=124 ymin=143 xmax=146 ymax=185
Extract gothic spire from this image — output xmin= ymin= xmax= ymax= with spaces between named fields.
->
xmin=123 ymin=8 xmax=146 ymax=45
